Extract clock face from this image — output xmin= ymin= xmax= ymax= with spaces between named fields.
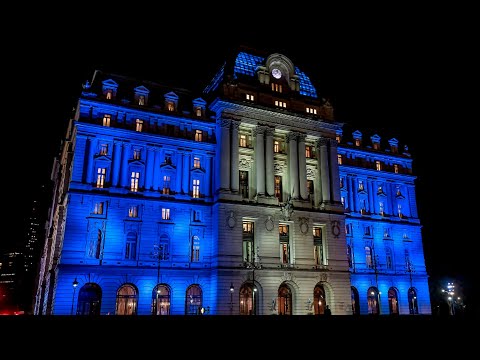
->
xmin=272 ymin=68 xmax=282 ymax=79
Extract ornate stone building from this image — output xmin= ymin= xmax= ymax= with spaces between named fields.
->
xmin=34 ymin=49 xmax=429 ymax=315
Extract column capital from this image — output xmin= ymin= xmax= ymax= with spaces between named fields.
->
xmin=297 ymin=133 xmax=307 ymax=143
xmin=317 ymin=137 xmax=329 ymax=147
xmin=265 ymin=127 xmax=275 ymax=137
xmin=286 ymin=132 xmax=298 ymax=143
xmin=216 ymin=118 xmax=231 ymax=128
xmin=253 ymin=125 xmax=267 ymax=136
xmin=231 ymin=120 xmax=240 ymax=130
xmin=329 ymin=138 xmax=338 ymax=148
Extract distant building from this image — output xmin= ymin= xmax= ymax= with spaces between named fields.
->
xmin=35 ymin=48 xmax=430 ymax=315
xmin=0 ymin=252 xmax=24 ymax=313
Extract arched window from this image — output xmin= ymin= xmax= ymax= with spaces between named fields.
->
xmin=191 ymin=236 xmax=200 ymax=262
xmin=152 ymin=284 xmax=171 ymax=315
xmin=185 ymin=284 xmax=202 ymax=315
xmin=77 ymin=283 xmax=102 ymax=315
xmin=125 ymin=232 xmax=137 ymax=260
xmin=239 ymin=283 xmax=256 ymax=315
xmin=367 ymin=286 xmax=380 ymax=315
xmin=351 ymin=286 xmax=360 ymax=315
xmin=388 ymin=287 xmax=399 ymax=315
xmin=313 ymin=284 xmax=326 ymax=315
xmin=115 ymin=284 xmax=138 ymax=315
xmin=278 ymin=283 xmax=292 ymax=315
xmin=408 ymin=287 xmax=418 ymax=314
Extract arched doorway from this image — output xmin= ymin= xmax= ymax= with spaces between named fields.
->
xmin=313 ymin=284 xmax=326 ymax=315
xmin=408 ymin=287 xmax=418 ymax=314
xmin=351 ymin=286 xmax=360 ymax=315
xmin=115 ymin=284 xmax=138 ymax=315
xmin=388 ymin=287 xmax=399 ymax=315
xmin=367 ymin=286 xmax=380 ymax=315
xmin=278 ymin=283 xmax=292 ymax=315
xmin=77 ymin=283 xmax=102 ymax=315
xmin=185 ymin=284 xmax=202 ymax=315
xmin=239 ymin=283 xmax=257 ymax=315
xmin=152 ymin=284 xmax=171 ymax=315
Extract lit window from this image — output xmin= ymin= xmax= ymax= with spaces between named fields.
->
xmin=274 ymin=176 xmax=282 ymax=201
xmin=364 ymin=226 xmax=371 ymax=236
xmin=128 ymin=205 xmax=138 ymax=218
xmin=163 ymin=175 xmax=171 ymax=195
xmin=358 ymin=180 xmax=364 ymax=191
xmin=337 ymin=154 xmax=343 ymax=164
xmin=167 ymin=102 xmax=174 ymax=111
xmin=242 ymin=222 xmax=254 ymax=263
xmin=103 ymin=114 xmax=111 ymax=127
xmin=191 ymin=236 xmax=200 ymax=262
xmin=240 ymin=134 xmax=247 ymax=147
xmin=341 ymin=196 xmax=345 ymax=207
xmin=394 ymin=164 xmax=399 ymax=174
xmin=106 ymin=90 xmax=113 ymax=100
xmin=373 ymin=143 xmax=380 ymax=150
xmin=96 ymin=168 xmax=106 ymax=188
xmin=194 ymin=157 xmax=201 ymax=169
xmin=130 ymin=172 xmax=140 ymax=192
xmin=195 ymin=130 xmax=203 ymax=142
xmin=313 ymin=226 xmax=324 ymax=265
xmin=306 ymin=107 xmax=317 ymax=114
xmin=99 ymin=144 xmax=108 ymax=156
xmin=379 ymin=202 xmax=385 ymax=215
xmin=375 ymin=161 xmax=381 ymax=171
xmin=195 ymin=107 xmax=202 ymax=117
xmin=162 ymin=208 xmax=170 ymax=220
xmin=246 ymin=94 xmax=254 ymax=101
xmin=274 ymin=140 xmax=280 ymax=153
xmin=138 ymin=95 xmax=145 ymax=106
xmin=279 ymin=224 xmax=290 ymax=264
xmin=125 ymin=232 xmax=137 ymax=260
xmin=136 ymin=119 xmax=143 ymax=132
xmin=93 ymin=202 xmax=104 ymax=215
xmin=336 ymin=135 xmax=341 ymax=143
xmin=305 ymin=146 xmax=312 ymax=158
xmin=398 ymin=204 xmax=403 ymax=218
xmin=274 ymin=100 xmax=286 ymax=108
xmin=271 ymin=83 xmax=283 ymax=93
xmin=306 ymin=180 xmax=314 ymax=197
xmin=345 ymin=223 xmax=351 ymax=235
xmin=365 ymin=246 xmax=373 ymax=268
xmin=193 ymin=179 xmax=200 ymax=198
xmin=355 ymin=139 xmax=361 ymax=146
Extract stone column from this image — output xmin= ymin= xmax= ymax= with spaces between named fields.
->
xmin=205 ymin=156 xmax=212 ymax=197
xmin=298 ymin=134 xmax=307 ymax=200
xmin=217 ymin=118 xmax=231 ymax=191
xmin=316 ymin=152 xmax=324 ymax=204
xmin=145 ymin=147 xmax=155 ymax=190
xmin=176 ymin=153 xmax=182 ymax=194
xmin=230 ymin=120 xmax=240 ymax=193
xmin=351 ymin=176 xmax=358 ymax=212
xmin=86 ymin=137 xmax=97 ymax=184
xmin=120 ymin=143 xmax=131 ymax=187
xmin=287 ymin=132 xmax=299 ymax=199
xmin=328 ymin=139 xmax=341 ymax=203
xmin=265 ymin=127 xmax=274 ymax=197
xmin=347 ymin=175 xmax=354 ymax=212
xmin=255 ymin=126 xmax=266 ymax=196
xmin=153 ymin=149 xmax=162 ymax=191
xmin=318 ymin=137 xmax=330 ymax=203
xmin=369 ymin=179 xmax=376 ymax=214
xmin=388 ymin=182 xmax=396 ymax=215
xmin=111 ymin=141 xmax=122 ymax=187
xmin=182 ymin=153 xmax=190 ymax=195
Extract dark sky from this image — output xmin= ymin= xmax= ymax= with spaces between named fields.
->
xmin=4 ymin=8 xmax=474 ymax=302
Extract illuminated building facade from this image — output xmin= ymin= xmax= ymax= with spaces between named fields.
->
xmin=34 ymin=49 xmax=430 ymax=315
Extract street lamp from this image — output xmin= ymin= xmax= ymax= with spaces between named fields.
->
xmin=229 ymin=283 xmax=234 ymax=315
xmin=252 ymin=287 xmax=257 ymax=315
xmin=71 ymin=278 xmax=78 ymax=315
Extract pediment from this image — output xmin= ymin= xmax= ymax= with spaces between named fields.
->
xmin=102 ymin=79 xmax=119 ymax=89
xmin=165 ymin=91 xmax=179 ymax=101
xmin=160 ymin=164 xmax=176 ymax=171
xmin=191 ymin=168 xmax=205 ymax=174
xmin=134 ymin=85 xmax=150 ymax=94
xmin=352 ymin=130 xmax=362 ymax=139
xmin=370 ymin=134 xmax=381 ymax=143
xmin=94 ymin=155 xmax=111 ymax=162
xmin=193 ymin=97 xmax=207 ymax=107
xmin=128 ymin=160 xmax=145 ymax=167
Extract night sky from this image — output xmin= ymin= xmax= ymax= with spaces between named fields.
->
xmin=4 ymin=8 xmax=474 ymax=309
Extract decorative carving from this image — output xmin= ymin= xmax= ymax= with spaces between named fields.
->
xmin=299 ymin=217 xmax=309 ymax=235
xmin=226 ymin=211 xmax=236 ymax=229
xmin=281 ymin=271 xmax=295 ymax=282
xmin=297 ymin=134 xmax=307 ymax=143
xmin=265 ymin=127 xmax=275 ymax=137
xmin=252 ymin=125 xmax=266 ymax=137
xmin=281 ymin=196 xmax=294 ymax=221
xmin=231 ymin=120 xmax=240 ymax=130
xmin=265 ymin=215 xmax=274 ymax=231
xmin=317 ymin=137 xmax=328 ymax=147
xmin=274 ymin=162 xmax=285 ymax=175
xmin=285 ymin=132 xmax=298 ymax=143
xmin=318 ymin=273 xmax=328 ymax=282
xmin=331 ymin=220 xmax=341 ymax=238
xmin=239 ymin=157 xmax=252 ymax=171
xmin=306 ymin=167 xmax=316 ymax=179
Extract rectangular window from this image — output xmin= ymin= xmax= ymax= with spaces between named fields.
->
xmin=93 ymin=202 xmax=104 ymax=215
xmin=130 ymin=172 xmax=140 ymax=192
xmin=358 ymin=180 xmax=364 ymax=191
xmin=125 ymin=235 xmax=137 ymax=260
xmin=384 ymin=227 xmax=390 ymax=238
xmin=379 ymin=202 xmax=385 ymax=215
xmin=133 ymin=149 xmax=141 ymax=160
xmin=373 ymin=143 xmax=380 ymax=150
xmin=337 ymin=154 xmax=343 ymax=165
xmin=274 ymin=140 xmax=280 ymax=153
xmin=195 ymin=130 xmax=203 ymax=142
xmin=193 ymin=210 xmax=201 ymax=222
xmin=191 ymin=237 xmax=200 ymax=262
xmin=167 ymin=102 xmax=174 ymax=111
xmin=307 ymin=180 xmax=314 ymax=198
xmin=138 ymin=95 xmax=145 ymax=106
xmin=195 ymin=107 xmax=202 ymax=117
xmin=271 ymin=83 xmax=283 ymax=93
xmin=274 ymin=100 xmax=286 ymax=108
xmin=163 ymin=175 xmax=171 ymax=195
xmin=305 ymin=146 xmax=312 ymax=158
xmin=128 ymin=205 xmax=138 ymax=218
xmin=162 ymin=208 xmax=170 ymax=220
xmin=375 ymin=161 xmax=382 ymax=171
xmin=246 ymin=94 xmax=254 ymax=101
xmin=274 ymin=176 xmax=282 ymax=201
xmin=242 ymin=222 xmax=254 ymax=263
xmin=192 ymin=179 xmax=200 ymax=198
xmin=99 ymin=144 xmax=108 ymax=156
xmin=394 ymin=164 xmax=399 ymax=174
xmin=355 ymin=139 xmax=361 ymax=146
xmin=164 ymin=154 xmax=172 ymax=165
xmin=194 ymin=157 xmax=201 ymax=169
xmin=365 ymin=246 xmax=373 ymax=269
xmin=386 ymin=249 xmax=393 ymax=270
xmin=306 ymin=107 xmax=317 ymax=114
xmin=279 ymin=224 xmax=290 ymax=264
xmin=96 ymin=168 xmax=106 ymax=188
xmin=364 ymin=226 xmax=371 ymax=237
xmin=345 ymin=223 xmax=352 ymax=235
xmin=336 ymin=135 xmax=341 ymax=143
xmin=103 ymin=114 xmax=111 ymax=127
xmin=313 ymin=226 xmax=324 ymax=265
xmin=398 ymin=204 xmax=403 ymax=218
xmin=341 ymin=196 xmax=346 ymax=207
xmin=239 ymin=134 xmax=247 ymax=147
xmin=136 ymin=119 xmax=143 ymax=132
xmin=158 ymin=240 xmax=170 ymax=261
xmin=106 ymin=90 xmax=113 ymax=100
xmin=239 ymin=171 xmax=249 ymax=199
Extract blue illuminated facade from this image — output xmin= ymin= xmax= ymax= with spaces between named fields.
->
xmin=35 ymin=50 xmax=430 ymax=315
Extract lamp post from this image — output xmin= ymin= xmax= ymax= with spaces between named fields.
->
xmin=71 ymin=278 xmax=78 ymax=315
xmin=151 ymin=244 xmax=162 ymax=315
xmin=253 ymin=287 xmax=257 ymax=316
xmin=229 ymin=283 xmax=234 ymax=315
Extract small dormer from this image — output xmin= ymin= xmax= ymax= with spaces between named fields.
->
xmin=102 ymin=79 xmax=119 ymax=100
xmin=371 ymin=134 xmax=381 ymax=150
xmin=164 ymin=91 xmax=179 ymax=112
xmin=336 ymin=129 xmax=343 ymax=143
xmin=192 ymin=97 xmax=207 ymax=117
xmin=352 ymin=130 xmax=362 ymax=147
xmin=389 ymin=138 xmax=399 ymax=154
xmin=134 ymin=85 xmax=150 ymax=106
